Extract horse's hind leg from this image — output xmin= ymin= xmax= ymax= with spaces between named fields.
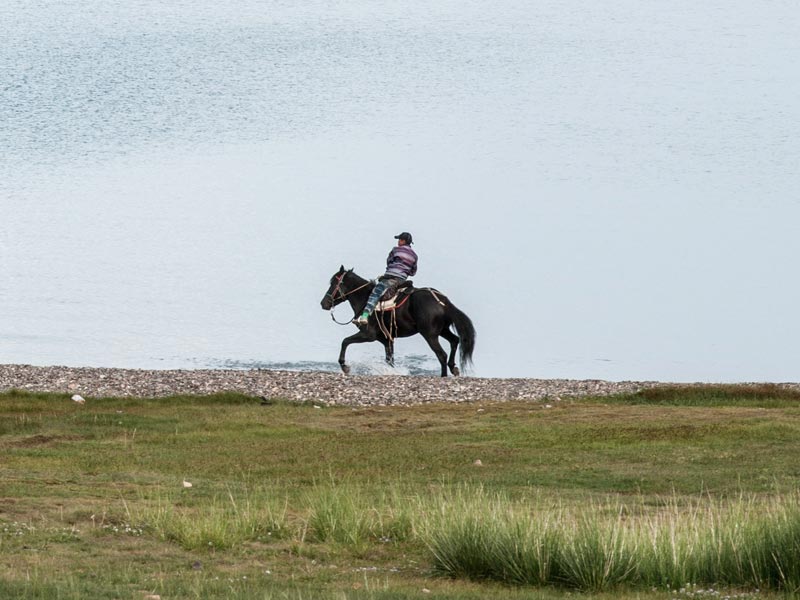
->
xmin=422 ymin=333 xmax=449 ymax=377
xmin=440 ymin=328 xmax=460 ymax=376
xmin=381 ymin=339 xmax=395 ymax=367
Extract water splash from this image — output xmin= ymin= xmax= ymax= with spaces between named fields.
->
xmin=180 ymin=354 xmax=440 ymax=376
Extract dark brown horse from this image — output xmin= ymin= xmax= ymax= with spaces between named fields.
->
xmin=320 ymin=266 xmax=475 ymax=377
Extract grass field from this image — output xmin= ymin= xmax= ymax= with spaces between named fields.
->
xmin=2 ymin=384 xmax=800 ymax=598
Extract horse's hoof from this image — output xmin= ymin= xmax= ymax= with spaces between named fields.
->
xmin=341 ymin=365 xmax=351 ymax=375
xmin=452 ymin=367 xmax=460 ymax=377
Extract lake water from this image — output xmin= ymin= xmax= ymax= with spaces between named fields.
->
xmin=2 ymin=0 xmax=799 ymax=381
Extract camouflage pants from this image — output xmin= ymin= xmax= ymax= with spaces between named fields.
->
xmin=363 ymin=276 xmax=404 ymax=315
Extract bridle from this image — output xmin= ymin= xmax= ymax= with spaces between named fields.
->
xmin=325 ymin=272 xmax=348 ymax=304
xmin=326 ymin=272 xmax=373 ymax=325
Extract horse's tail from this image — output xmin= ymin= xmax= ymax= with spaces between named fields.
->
xmin=446 ymin=302 xmax=476 ymax=371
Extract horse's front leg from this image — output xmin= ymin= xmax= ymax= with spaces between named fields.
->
xmin=339 ymin=330 xmax=374 ymax=375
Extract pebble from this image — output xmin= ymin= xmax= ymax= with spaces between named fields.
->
xmin=0 ymin=363 xmax=711 ymax=407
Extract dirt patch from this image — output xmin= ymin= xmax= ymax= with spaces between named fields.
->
xmin=6 ymin=434 xmax=84 ymax=448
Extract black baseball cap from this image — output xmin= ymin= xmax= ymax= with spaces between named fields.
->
xmin=394 ymin=232 xmax=413 ymax=244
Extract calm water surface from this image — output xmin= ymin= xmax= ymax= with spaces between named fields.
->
xmin=2 ymin=0 xmax=799 ymax=380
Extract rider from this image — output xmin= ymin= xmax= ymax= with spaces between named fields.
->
xmin=354 ymin=232 xmax=418 ymax=326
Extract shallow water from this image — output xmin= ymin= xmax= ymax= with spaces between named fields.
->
xmin=2 ymin=0 xmax=799 ymax=380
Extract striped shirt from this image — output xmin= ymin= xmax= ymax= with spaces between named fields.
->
xmin=384 ymin=245 xmax=418 ymax=279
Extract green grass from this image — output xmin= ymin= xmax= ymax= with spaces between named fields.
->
xmin=2 ymin=384 xmax=800 ymax=598
xmin=423 ymin=487 xmax=800 ymax=592
xmin=603 ymin=383 xmax=800 ymax=407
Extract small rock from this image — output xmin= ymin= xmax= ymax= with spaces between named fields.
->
xmin=473 ymin=459 xmax=483 ymax=467
xmin=182 ymin=480 xmax=193 ymax=488
xmin=71 ymin=394 xmax=85 ymax=404
xmin=191 ymin=560 xmax=202 ymax=570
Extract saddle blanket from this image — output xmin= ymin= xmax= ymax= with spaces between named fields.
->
xmin=376 ymin=282 xmax=414 ymax=312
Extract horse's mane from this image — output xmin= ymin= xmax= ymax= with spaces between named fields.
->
xmin=343 ymin=268 xmax=369 ymax=285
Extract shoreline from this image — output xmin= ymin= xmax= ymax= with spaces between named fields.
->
xmin=1 ymin=364 xmax=793 ymax=406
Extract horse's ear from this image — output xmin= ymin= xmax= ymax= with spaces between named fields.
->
xmin=338 ymin=265 xmax=345 ymax=273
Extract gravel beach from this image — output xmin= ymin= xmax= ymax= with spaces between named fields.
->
xmin=0 ymin=364 xmax=673 ymax=406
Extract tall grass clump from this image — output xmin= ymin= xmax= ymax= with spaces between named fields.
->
xmin=556 ymin=510 xmax=638 ymax=590
xmin=304 ymin=484 xmax=416 ymax=552
xmin=422 ymin=486 xmax=558 ymax=586
xmin=637 ymin=494 xmax=800 ymax=592
xmin=129 ymin=486 xmax=288 ymax=550
xmin=422 ymin=487 xmax=800 ymax=593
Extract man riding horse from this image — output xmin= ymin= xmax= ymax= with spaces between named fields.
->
xmin=321 ymin=231 xmax=475 ymax=377
xmin=353 ymin=232 xmax=418 ymax=326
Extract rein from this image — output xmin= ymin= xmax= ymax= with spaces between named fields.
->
xmin=330 ymin=308 xmax=356 ymax=325
xmin=327 ymin=274 xmax=373 ymax=325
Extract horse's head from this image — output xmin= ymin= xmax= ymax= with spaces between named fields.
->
xmin=320 ymin=265 xmax=350 ymax=311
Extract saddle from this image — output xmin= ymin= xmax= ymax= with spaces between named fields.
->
xmin=376 ymin=280 xmax=414 ymax=312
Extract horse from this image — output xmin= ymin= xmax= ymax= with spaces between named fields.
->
xmin=320 ymin=266 xmax=476 ymax=377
